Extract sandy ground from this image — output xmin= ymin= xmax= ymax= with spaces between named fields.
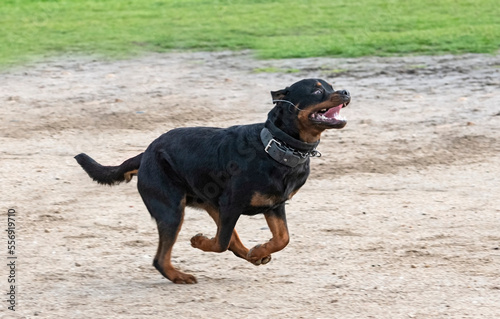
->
xmin=1 ymin=51 xmax=500 ymax=318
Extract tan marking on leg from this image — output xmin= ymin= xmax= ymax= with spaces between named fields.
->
xmin=124 ymin=169 xmax=138 ymax=182
xmin=160 ymin=244 xmax=196 ymax=284
xmin=247 ymin=214 xmax=289 ymax=264
xmin=190 ymin=203 xmax=248 ymax=257
xmin=155 ymin=197 xmax=197 ymax=284
xmin=227 ymin=230 xmax=249 ymax=259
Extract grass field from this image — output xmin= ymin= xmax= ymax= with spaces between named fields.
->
xmin=1 ymin=0 xmax=499 ymax=67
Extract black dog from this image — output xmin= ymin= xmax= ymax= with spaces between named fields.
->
xmin=75 ymin=78 xmax=350 ymax=284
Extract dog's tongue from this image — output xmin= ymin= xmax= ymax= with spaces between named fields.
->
xmin=324 ymin=104 xmax=343 ymax=119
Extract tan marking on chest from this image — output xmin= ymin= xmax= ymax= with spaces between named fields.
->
xmin=250 ymin=192 xmax=281 ymax=207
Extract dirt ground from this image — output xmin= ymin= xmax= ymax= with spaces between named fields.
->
xmin=1 ymin=51 xmax=500 ymax=318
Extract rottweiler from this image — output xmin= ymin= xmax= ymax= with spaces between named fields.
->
xmin=75 ymin=78 xmax=350 ymax=284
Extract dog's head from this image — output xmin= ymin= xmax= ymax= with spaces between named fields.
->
xmin=270 ymin=79 xmax=351 ymax=143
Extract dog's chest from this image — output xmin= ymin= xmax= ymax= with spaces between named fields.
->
xmin=248 ymin=174 xmax=304 ymax=209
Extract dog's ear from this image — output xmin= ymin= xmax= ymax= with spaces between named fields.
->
xmin=271 ymin=88 xmax=288 ymax=102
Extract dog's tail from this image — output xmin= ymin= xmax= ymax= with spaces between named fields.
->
xmin=74 ymin=152 xmax=143 ymax=185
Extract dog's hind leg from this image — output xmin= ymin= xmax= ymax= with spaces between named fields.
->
xmin=137 ymin=168 xmax=196 ymax=284
xmin=153 ymin=207 xmax=197 ymax=284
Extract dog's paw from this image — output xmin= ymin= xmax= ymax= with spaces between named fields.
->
xmin=154 ymin=260 xmax=198 ymax=284
xmin=253 ymin=255 xmax=272 ymax=266
xmin=171 ymin=273 xmax=198 ymax=284
xmin=190 ymin=233 xmax=209 ymax=249
xmin=247 ymin=245 xmax=272 ymax=266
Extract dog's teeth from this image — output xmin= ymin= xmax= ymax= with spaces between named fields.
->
xmin=320 ymin=109 xmax=327 ymax=112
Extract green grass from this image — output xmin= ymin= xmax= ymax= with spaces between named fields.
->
xmin=1 ymin=0 xmax=499 ymax=67
xmin=253 ymin=67 xmax=301 ymax=74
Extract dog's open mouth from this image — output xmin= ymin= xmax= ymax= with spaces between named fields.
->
xmin=309 ymin=103 xmax=347 ymax=128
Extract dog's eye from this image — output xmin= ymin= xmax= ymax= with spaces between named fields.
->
xmin=313 ymin=89 xmax=323 ymax=95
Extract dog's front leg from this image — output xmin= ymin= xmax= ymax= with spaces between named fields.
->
xmin=247 ymin=205 xmax=289 ymax=265
xmin=190 ymin=210 xmax=240 ymax=253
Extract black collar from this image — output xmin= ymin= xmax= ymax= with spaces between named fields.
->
xmin=264 ymin=119 xmax=320 ymax=152
xmin=260 ymin=122 xmax=321 ymax=168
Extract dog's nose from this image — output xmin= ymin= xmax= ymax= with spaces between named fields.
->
xmin=340 ymin=90 xmax=350 ymax=97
